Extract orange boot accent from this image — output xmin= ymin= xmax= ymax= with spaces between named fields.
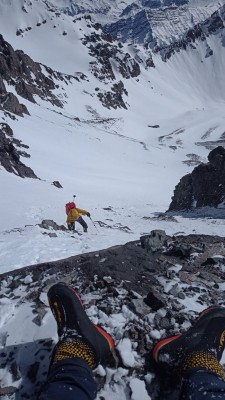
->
xmin=152 ymin=334 xmax=182 ymax=361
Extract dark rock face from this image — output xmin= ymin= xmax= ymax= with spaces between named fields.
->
xmin=119 ymin=53 xmax=141 ymax=78
xmin=0 ymin=76 xmax=6 ymax=94
xmin=121 ymin=3 xmax=140 ymax=17
xmin=52 ymin=181 xmax=63 ymax=189
xmin=82 ymin=27 xmax=144 ymax=82
xmin=142 ymin=0 xmax=161 ymax=7
xmin=0 ymin=34 xmax=67 ymax=113
xmin=105 ymin=10 xmax=154 ymax=45
xmin=156 ymin=7 xmax=224 ymax=61
xmin=97 ymin=81 xmax=128 ymax=109
xmin=204 ymin=11 xmax=224 ymax=34
xmin=163 ymin=0 xmax=188 ymax=5
xmin=168 ymin=174 xmax=193 ymax=211
xmin=156 ymin=24 xmax=205 ymax=61
xmin=106 ymin=3 xmax=225 ymax=65
xmin=0 ymin=92 xmax=29 ymax=116
xmin=168 ymin=146 xmax=225 ymax=211
xmin=0 ymin=123 xmax=37 ymax=178
xmin=81 ymin=19 xmax=154 ymax=108
xmin=140 ymin=0 xmax=188 ymax=6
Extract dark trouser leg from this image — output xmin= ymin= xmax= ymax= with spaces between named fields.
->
xmin=38 ymin=358 xmax=97 ymax=400
xmin=180 ymin=371 xmax=225 ymax=400
xmin=77 ymin=216 xmax=88 ymax=232
xmin=67 ymin=222 xmax=75 ymax=231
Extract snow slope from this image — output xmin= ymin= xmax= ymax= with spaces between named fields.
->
xmin=0 ymin=0 xmax=224 ymax=63
xmin=1 ymin=57 xmax=225 ymax=271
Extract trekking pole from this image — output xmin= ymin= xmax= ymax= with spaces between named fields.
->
xmin=89 ymin=216 xmax=99 ymax=232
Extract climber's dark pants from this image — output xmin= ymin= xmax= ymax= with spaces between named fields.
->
xmin=39 ymin=361 xmax=225 ymax=400
xmin=181 ymin=371 xmax=225 ymax=399
xmin=38 ymin=358 xmax=96 ymax=400
xmin=67 ymin=217 xmax=88 ymax=232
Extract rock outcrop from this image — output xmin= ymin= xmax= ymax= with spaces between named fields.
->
xmin=0 ymin=92 xmax=29 ymax=117
xmin=0 ymin=123 xmax=38 ymax=178
xmin=105 ymin=3 xmax=225 ymax=64
xmin=168 ymin=146 xmax=225 ymax=211
xmin=82 ymin=24 xmax=145 ymax=81
xmin=80 ymin=18 xmax=154 ymax=108
xmin=156 ymin=8 xmax=223 ymax=61
xmin=97 ymin=81 xmax=128 ymax=109
xmin=0 ymin=34 xmax=70 ymax=114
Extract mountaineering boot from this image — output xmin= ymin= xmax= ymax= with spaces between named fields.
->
xmin=152 ymin=306 xmax=225 ymax=379
xmin=48 ymin=282 xmax=114 ymax=369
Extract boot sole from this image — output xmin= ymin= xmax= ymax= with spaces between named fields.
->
xmin=48 ymin=283 xmax=114 ymax=355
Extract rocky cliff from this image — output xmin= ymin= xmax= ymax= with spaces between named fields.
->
xmin=0 ymin=123 xmax=38 ymax=178
xmin=0 ymin=34 xmax=71 ymax=117
xmin=105 ymin=2 xmax=225 ymax=62
xmin=168 ymin=146 xmax=225 ymax=211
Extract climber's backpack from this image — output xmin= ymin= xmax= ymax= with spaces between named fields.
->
xmin=65 ymin=202 xmax=76 ymax=215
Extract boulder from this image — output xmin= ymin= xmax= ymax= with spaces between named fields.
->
xmin=52 ymin=181 xmax=63 ymax=188
xmin=144 ymin=289 xmax=166 ymax=311
xmin=140 ymin=230 xmax=166 ymax=252
xmin=39 ymin=220 xmax=67 ymax=231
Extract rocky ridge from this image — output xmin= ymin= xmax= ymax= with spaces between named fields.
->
xmin=104 ymin=2 xmax=225 ymax=62
xmin=1 ymin=230 xmax=225 ymax=399
xmin=156 ymin=5 xmax=225 ymax=61
xmin=104 ymin=1 xmax=224 ymax=50
xmin=0 ymin=34 xmax=75 ymax=117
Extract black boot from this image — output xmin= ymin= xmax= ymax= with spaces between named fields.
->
xmin=152 ymin=306 xmax=225 ymax=380
xmin=48 ymin=282 xmax=114 ymax=369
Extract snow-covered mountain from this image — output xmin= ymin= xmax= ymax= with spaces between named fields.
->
xmin=105 ymin=2 xmax=225 ymax=45
xmin=1 ymin=0 xmax=225 ymax=273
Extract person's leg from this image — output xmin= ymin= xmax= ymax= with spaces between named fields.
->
xmin=39 ymin=359 xmax=96 ymax=400
xmin=67 ymin=223 xmax=72 ymax=230
xmin=181 ymin=370 xmax=225 ymax=400
xmin=152 ymin=306 xmax=225 ymax=399
xmin=67 ymin=222 xmax=75 ymax=231
xmin=38 ymin=282 xmax=114 ymax=400
xmin=77 ymin=216 xmax=88 ymax=232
